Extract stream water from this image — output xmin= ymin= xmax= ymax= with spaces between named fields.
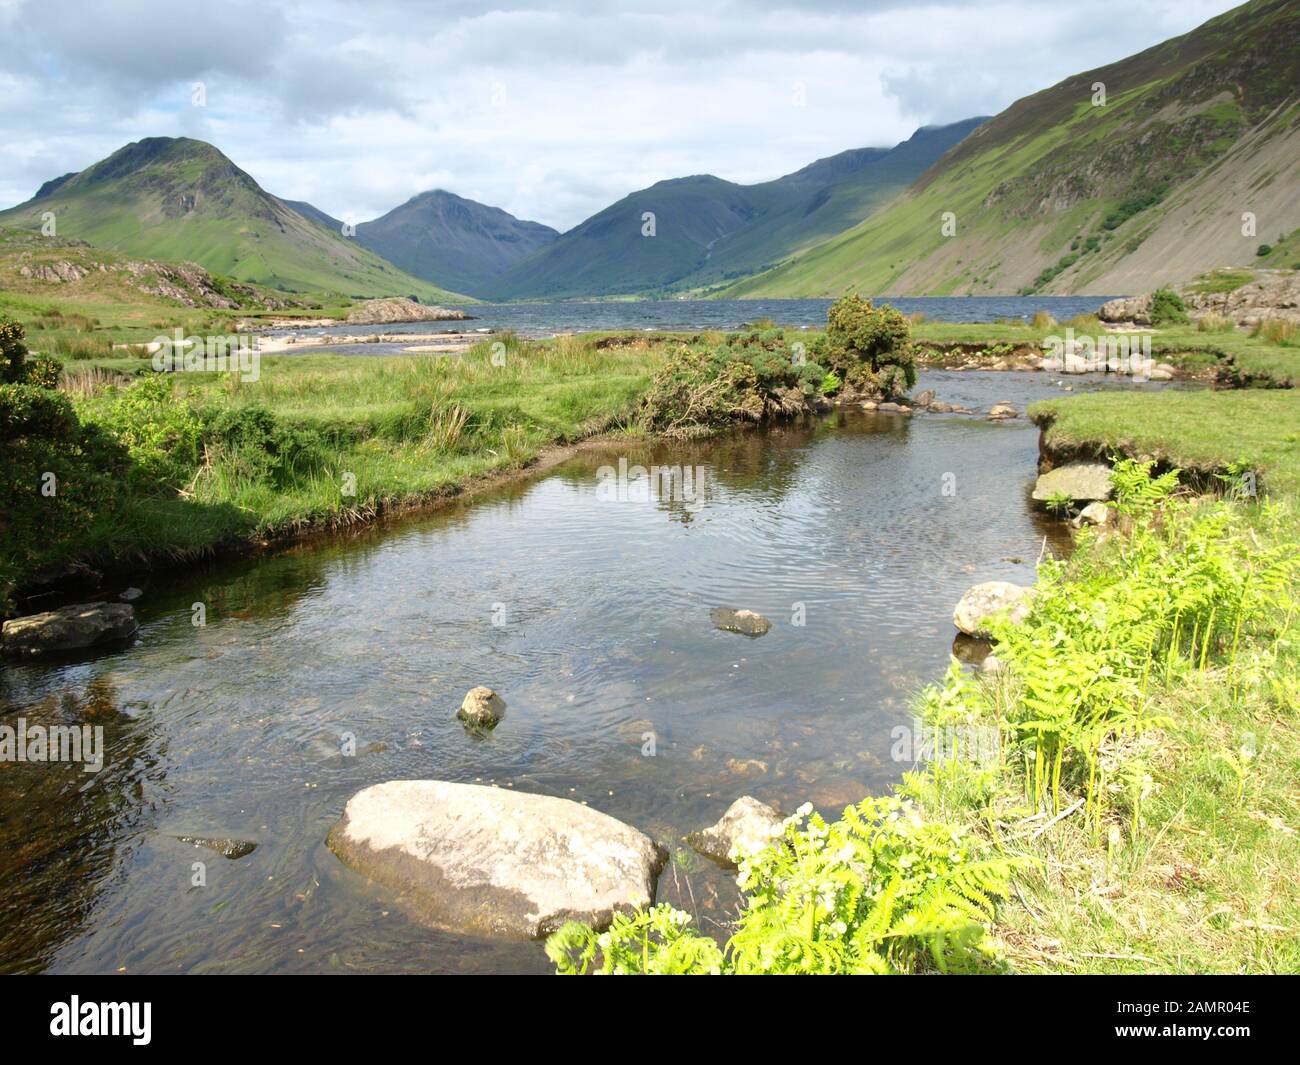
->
xmin=0 ymin=369 xmax=1181 ymax=974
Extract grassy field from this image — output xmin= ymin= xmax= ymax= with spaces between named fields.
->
xmin=1030 ymin=390 xmax=1300 ymax=493
xmin=28 ymin=335 xmax=664 ymax=590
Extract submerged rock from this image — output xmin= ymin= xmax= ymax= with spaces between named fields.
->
xmin=327 ymin=780 xmax=667 ymax=939
xmin=457 ymin=686 xmax=506 ymax=729
xmin=119 ymin=587 xmax=143 ymax=602
xmin=953 ymin=581 xmax=1032 ymax=638
xmin=1 ymin=602 xmax=137 ymax=657
xmin=710 ymin=607 xmax=771 ymax=637
xmin=177 ymin=835 xmax=257 ymax=860
xmin=687 ymin=796 xmax=784 ymax=868
xmin=1032 ymin=462 xmax=1113 ymax=504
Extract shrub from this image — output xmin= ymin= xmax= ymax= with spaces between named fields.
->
xmin=95 ymin=375 xmax=203 ymax=492
xmin=203 ymin=404 xmax=327 ymax=488
xmin=547 ymin=797 xmax=1019 ymax=975
xmin=1149 ymin=287 xmax=1189 ymax=326
xmin=0 ymin=321 xmax=128 ymax=603
xmin=820 ymin=295 xmax=916 ymax=400
xmin=639 ymin=330 xmax=827 ymax=437
xmin=1256 ymin=244 xmax=1272 ymax=257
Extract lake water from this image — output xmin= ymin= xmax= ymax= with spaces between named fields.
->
xmin=0 ymin=369 xmax=1169 ymax=974
xmin=275 ymin=296 xmax=1114 ymax=340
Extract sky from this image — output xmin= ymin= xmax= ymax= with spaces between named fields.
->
xmin=0 ymin=0 xmax=1241 ymax=232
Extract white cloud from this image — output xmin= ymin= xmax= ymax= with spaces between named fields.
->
xmin=0 ymin=0 xmax=1243 ymax=231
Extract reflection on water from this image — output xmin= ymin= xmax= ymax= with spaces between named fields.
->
xmin=0 ymin=370 xmax=1152 ymax=973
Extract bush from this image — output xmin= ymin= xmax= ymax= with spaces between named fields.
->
xmin=0 ymin=320 xmax=128 ymax=603
xmin=1256 ymin=244 xmax=1272 ymax=257
xmin=547 ymin=797 xmax=1019 ymax=975
xmin=1149 ymin=287 xmax=1189 ymax=326
xmin=639 ymin=330 xmax=827 ymax=437
xmin=820 ymin=295 xmax=916 ymax=400
xmin=95 ymin=375 xmax=203 ymax=492
xmin=203 ymin=405 xmax=327 ymax=488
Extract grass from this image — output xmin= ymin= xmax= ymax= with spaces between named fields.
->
xmin=905 ymin=493 xmax=1300 ymax=974
xmin=1029 ymin=390 xmax=1300 ymax=493
xmin=50 ymin=335 xmax=663 ymax=580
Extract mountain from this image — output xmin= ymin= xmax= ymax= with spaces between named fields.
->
xmin=723 ymin=0 xmax=1300 ymax=298
xmin=353 ymin=190 xmax=560 ymax=298
xmin=485 ymin=119 xmax=984 ymax=300
xmin=0 ymin=138 xmax=469 ymax=301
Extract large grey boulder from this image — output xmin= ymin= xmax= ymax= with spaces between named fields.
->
xmin=1032 ymin=462 xmax=1113 ymax=504
xmin=1 ymin=602 xmax=137 ymax=657
xmin=953 ymin=581 xmax=1032 ymax=638
xmin=687 ymin=796 xmax=784 ymax=868
xmin=327 ymin=780 xmax=667 ymax=939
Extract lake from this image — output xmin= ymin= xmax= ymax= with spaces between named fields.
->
xmin=273 ymin=296 xmax=1114 ymax=339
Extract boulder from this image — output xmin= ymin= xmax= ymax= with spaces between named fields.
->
xmin=119 ymin=587 xmax=143 ymax=602
xmin=457 ymin=686 xmax=506 ymax=729
xmin=710 ymin=607 xmax=771 ymax=637
xmin=1 ymin=602 xmax=137 ymax=657
xmin=687 ymin=796 xmax=784 ymax=868
xmin=912 ymin=389 xmax=936 ymax=409
xmin=1032 ymin=462 xmax=1113 ymax=504
xmin=875 ymin=401 xmax=912 ymax=414
xmin=953 ymin=581 xmax=1032 ymax=637
xmin=987 ymin=402 xmax=1017 ymax=420
xmin=327 ymin=780 xmax=667 ymax=939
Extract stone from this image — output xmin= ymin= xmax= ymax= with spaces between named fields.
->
xmin=177 ymin=835 xmax=257 ymax=860
xmin=457 ymin=686 xmax=506 ymax=729
xmin=875 ymin=401 xmax=912 ymax=414
xmin=1075 ymin=501 xmax=1111 ymax=527
xmin=987 ymin=402 xmax=1017 ymax=420
xmin=979 ymin=653 xmax=1004 ymax=675
xmin=710 ymin=607 xmax=771 ymax=637
xmin=1 ymin=602 xmax=137 ymax=657
xmin=119 ymin=587 xmax=143 ymax=602
xmin=912 ymin=389 xmax=936 ymax=409
xmin=1032 ymin=462 xmax=1113 ymax=504
xmin=687 ymin=796 xmax=784 ymax=868
xmin=327 ymin=780 xmax=667 ymax=939
xmin=953 ymin=581 xmax=1032 ymax=637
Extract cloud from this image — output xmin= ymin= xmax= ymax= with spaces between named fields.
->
xmin=0 ymin=0 xmax=1245 ymax=230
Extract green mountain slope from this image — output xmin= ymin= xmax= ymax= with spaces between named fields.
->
xmin=0 ymin=138 xmax=469 ymax=301
xmin=487 ymin=119 xmax=983 ymax=299
xmin=354 ymin=190 xmax=559 ymax=298
xmin=725 ymin=0 xmax=1300 ymax=298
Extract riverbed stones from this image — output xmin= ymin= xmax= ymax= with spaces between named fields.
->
xmin=1032 ymin=462 xmax=1113 ymax=504
xmin=327 ymin=780 xmax=667 ymax=938
xmin=457 ymin=686 xmax=506 ymax=729
xmin=710 ymin=607 xmax=771 ymax=637
xmin=1 ymin=602 xmax=137 ymax=657
xmin=176 ymin=835 xmax=257 ymax=860
xmin=687 ymin=796 xmax=784 ymax=868
xmin=987 ymin=402 xmax=1017 ymax=420
xmin=912 ymin=389 xmax=936 ymax=409
xmin=953 ymin=581 xmax=1032 ymax=637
